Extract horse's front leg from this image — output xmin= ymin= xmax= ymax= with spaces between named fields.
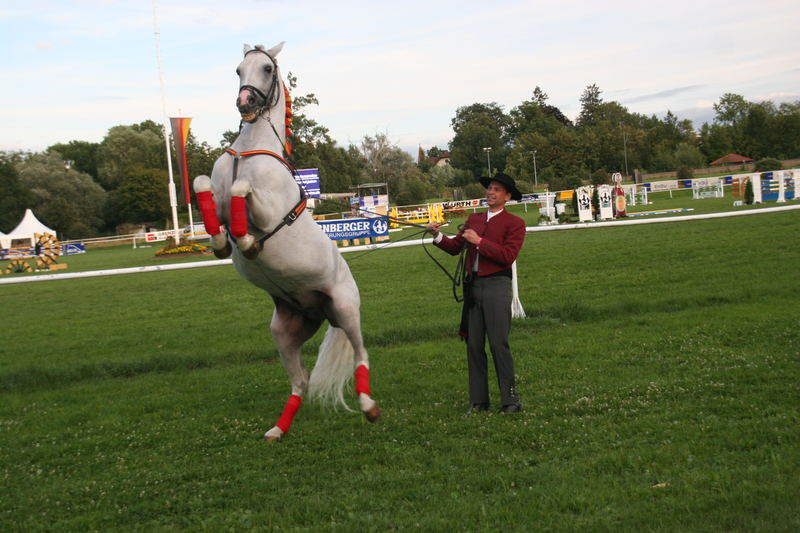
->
xmin=264 ymin=301 xmax=324 ymax=442
xmin=193 ymin=175 xmax=231 ymax=258
xmin=230 ymin=178 xmax=259 ymax=259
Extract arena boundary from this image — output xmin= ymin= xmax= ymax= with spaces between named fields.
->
xmin=2 ymin=204 xmax=797 ymax=285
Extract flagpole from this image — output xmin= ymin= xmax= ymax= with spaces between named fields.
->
xmin=171 ymin=117 xmax=195 ymax=238
xmin=151 ymin=0 xmax=181 ymax=244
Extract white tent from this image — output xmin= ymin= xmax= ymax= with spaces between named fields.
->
xmin=0 ymin=209 xmax=56 ymax=249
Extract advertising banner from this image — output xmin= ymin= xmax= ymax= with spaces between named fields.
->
xmin=317 ymin=217 xmax=389 ymax=241
xmin=576 ymin=186 xmax=593 ymax=222
xmin=60 ymin=243 xmax=86 ymax=255
xmin=145 ymin=230 xmax=174 ymax=243
xmin=443 ymin=199 xmax=482 ymax=210
xmin=295 ymin=168 xmax=321 ymax=198
xmin=646 ymin=180 xmax=679 ymax=192
xmin=598 ymin=184 xmax=613 ymax=220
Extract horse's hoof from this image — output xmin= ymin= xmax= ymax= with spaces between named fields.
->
xmin=213 ymin=241 xmax=232 ymax=259
xmin=242 ymin=243 xmax=260 ymax=260
xmin=264 ymin=426 xmax=283 ymax=442
xmin=364 ymin=403 xmax=381 ymax=423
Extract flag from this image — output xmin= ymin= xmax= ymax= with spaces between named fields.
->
xmin=170 ymin=117 xmax=192 ymax=205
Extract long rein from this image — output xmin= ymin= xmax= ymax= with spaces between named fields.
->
xmin=330 ymin=202 xmax=470 ymax=303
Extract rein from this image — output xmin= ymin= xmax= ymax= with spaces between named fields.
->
xmin=338 ymin=202 xmax=469 ymax=302
xmin=225 ymin=148 xmax=307 ymax=246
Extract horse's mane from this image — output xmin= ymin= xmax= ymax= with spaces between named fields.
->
xmin=283 ymin=85 xmax=293 ymax=157
xmin=251 ymin=44 xmax=293 ymax=156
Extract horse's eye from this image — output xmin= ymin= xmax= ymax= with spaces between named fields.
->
xmin=264 ymin=64 xmax=273 ymax=74
xmin=235 ymin=68 xmax=240 ymax=76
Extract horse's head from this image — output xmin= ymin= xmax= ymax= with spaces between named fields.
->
xmin=236 ymin=42 xmax=285 ymax=123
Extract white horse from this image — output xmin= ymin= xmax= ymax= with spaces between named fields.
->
xmin=193 ymin=42 xmax=379 ymax=442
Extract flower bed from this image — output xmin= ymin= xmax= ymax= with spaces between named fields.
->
xmin=155 ymin=240 xmax=209 ymax=257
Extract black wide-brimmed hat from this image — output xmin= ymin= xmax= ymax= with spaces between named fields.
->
xmin=478 ymin=172 xmax=522 ymax=201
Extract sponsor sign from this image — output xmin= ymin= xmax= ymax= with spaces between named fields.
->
xmin=61 ymin=243 xmax=86 ymax=255
xmin=598 ymin=184 xmax=613 ymax=220
xmin=692 ymin=177 xmax=720 ymax=189
xmin=443 ymin=199 xmax=482 ymax=210
xmin=576 ymin=186 xmax=593 ymax=222
xmin=317 ymin=217 xmax=389 ymax=241
xmin=145 ymin=230 xmax=174 ymax=243
xmin=646 ymin=180 xmax=679 ymax=192
xmin=296 ymin=168 xmax=321 ymax=198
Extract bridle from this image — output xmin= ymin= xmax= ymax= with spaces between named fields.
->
xmin=238 ymin=48 xmax=281 ymax=122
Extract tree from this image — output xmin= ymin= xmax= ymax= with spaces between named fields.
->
xmin=47 ymin=140 xmax=99 ymax=180
xmin=698 ymin=123 xmax=733 ymax=162
xmin=448 ymin=103 xmax=512 ymax=177
xmin=104 ymin=165 xmax=170 ymax=226
xmin=0 ymin=152 xmax=35 ymax=232
xmin=450 ymin=102 xmax=512 ymax=141
xmin=577 ymin=84 xmax=603 ymax=127
xmin=16 ymin=151 xmax=106 ymax=238
xmin=449 ymin=121 xmax=506 ymax=178
xmin=357 ymin=133 xmax=422 ymax=200
xmin=772 ymin=102 xmax=800 ymax=158
xmin=673 ymin=143 xmax=705 ymax=169
xmin=395 ymin=176 xmax=430 ymax=206
xmin=713 ymin=93 xmax=750 ymax=126
xmin=96 ymin=123 xmax=164 ymax=190
xmin=590 ymin=169 xmax=610 ymax=186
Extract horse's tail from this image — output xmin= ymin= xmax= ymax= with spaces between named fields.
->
xmin=307 ymin=326 xmax=355 ymax=410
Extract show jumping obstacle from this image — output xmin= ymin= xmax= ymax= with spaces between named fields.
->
xmin=193 ymin=43 xmax=379 ymax=442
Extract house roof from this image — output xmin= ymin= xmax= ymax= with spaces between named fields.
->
xmin=427 ymin=152 xmax=451 ymax=165
xmin=709 ymin=153 xmax=753 ymax=166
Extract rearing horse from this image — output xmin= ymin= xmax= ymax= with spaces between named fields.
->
xmin=193 ymin=42 xmax=379 ymax=442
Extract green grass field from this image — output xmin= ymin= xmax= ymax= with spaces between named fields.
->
xmin=1 ymin=201 xmax=798 ymax=531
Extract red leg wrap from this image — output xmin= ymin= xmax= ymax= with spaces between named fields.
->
xmin=196 ymin=190 xmax=221 ymax=236
xmin=355 ymin=364 xmax=371 ymax=397
xmin=230 ymin=196 xmax=248 ymax=237
xmin=275 ymin=394 xmax=302 ymax=433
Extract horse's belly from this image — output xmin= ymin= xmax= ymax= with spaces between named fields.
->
xmin=233 ymin=249 xmax=337 ymax=301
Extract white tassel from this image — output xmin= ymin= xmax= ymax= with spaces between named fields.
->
xmin=511 ymin=260 xmax=526 ymax=319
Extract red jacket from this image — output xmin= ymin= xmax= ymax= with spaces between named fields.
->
xmin=435 ymin=209 xmax=526 ymax=277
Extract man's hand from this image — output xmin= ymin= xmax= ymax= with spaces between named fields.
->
xmin=426 ymin=222 xmax=442 ymax=237
xmin=462 ymin=228 xmax=481 ymax=245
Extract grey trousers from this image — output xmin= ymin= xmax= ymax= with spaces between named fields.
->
xmin=465 ymin=275 xmax=519 ymax=407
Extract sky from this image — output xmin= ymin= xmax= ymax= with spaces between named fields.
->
xmin=2 ymin=0 xmax=799 ymax=157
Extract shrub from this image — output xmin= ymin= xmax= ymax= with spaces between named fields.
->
xmin=754 ymin=158 xmax=782 ymax=172
xmin=571 ymin=190 xmax=579 ymax=217
xmin=744 ymin=179 xmax=754 ymax=205
xmin=590 ymin=169 xmax=610 ymax=186
xmin=677 ymin=165 xmax=693 ymax=179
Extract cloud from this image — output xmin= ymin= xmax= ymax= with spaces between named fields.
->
xmin=36 ymin=41 xmax=53 ymax=50
xmin=623 ymin=85 xmax=707 ymax=104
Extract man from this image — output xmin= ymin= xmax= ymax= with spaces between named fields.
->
xmin=427 ymin=173 xmax=526 ymax=414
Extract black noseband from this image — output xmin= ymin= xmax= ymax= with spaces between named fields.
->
xmin=236 ymin=48 xmax=280 ymax=117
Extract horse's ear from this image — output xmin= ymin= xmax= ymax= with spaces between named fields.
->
xmin=243 ymin=44 xmax=253 ymax=55
xmin=267 ymin=41 xmax=285 ymax=58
